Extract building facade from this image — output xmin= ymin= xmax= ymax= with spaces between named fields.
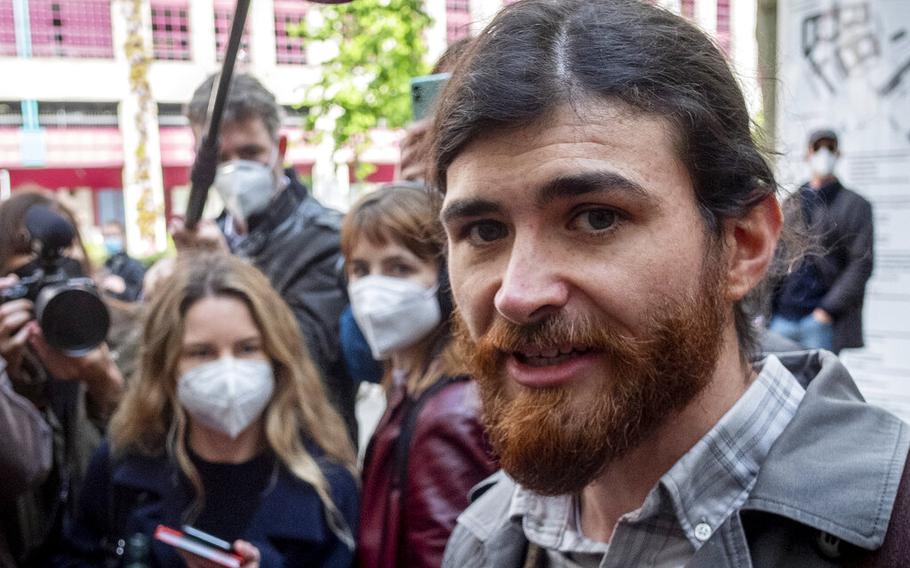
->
xmin=0 ymin=0 xmax=757 ymax=254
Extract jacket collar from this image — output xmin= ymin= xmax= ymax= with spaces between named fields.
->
xmin=216 ymin=168 xmax=308 ymax=255
xmin=245 ymin=167 xmax=307 ymax=235
xmin=742 ymin=350 xmax=909 ymax=550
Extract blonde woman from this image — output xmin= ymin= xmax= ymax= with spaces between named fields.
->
xmin=55 ymin=253 xmax=358 ymax=568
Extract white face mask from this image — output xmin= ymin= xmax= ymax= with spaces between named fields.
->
xmin=348 ymin=275 xmax=442 ymax=360
xmin=809 ymin=147 xmax=837 ymax=178
xmin=214 ymin=155 xmax=277 ymax=221
xmin=177 ymin=357 xmax=275 ymax=439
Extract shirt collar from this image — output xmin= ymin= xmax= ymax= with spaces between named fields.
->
xmin=661 ymin=354 xmax=805 ymax=548
xmin=509 ymin=355 xmax=805 ymax=554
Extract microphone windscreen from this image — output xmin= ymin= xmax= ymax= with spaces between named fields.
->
xmin=24 ymin=204 xmax=76 ymax=252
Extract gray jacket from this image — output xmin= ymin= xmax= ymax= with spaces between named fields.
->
xmin=0 ymin=356 xmax=52 ymax=568
xmin=224 ymin=169 xmax=356 ymax=439
xmin=444 ymin=351 xmax=910 ymax=567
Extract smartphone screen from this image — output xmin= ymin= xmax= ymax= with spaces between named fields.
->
xmin=410 ymin=72 xmax=451 ymax=121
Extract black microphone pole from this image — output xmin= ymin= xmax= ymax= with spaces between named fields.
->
xmin=185 ymin=0 xmax=251 ymax=230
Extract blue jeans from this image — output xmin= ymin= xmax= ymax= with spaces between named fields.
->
xmin=770 ymin=314 xmax=834 ymax=351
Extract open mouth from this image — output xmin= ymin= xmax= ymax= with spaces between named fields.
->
xmin=513 ymin=345 xmax=593 ymax=368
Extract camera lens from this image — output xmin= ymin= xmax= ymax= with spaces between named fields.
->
xmin=36 ymin=283 xmax=111 ymax=356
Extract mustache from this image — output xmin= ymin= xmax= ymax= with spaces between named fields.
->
xmin=454 ymin=309 xmax=655 ymax=381
xmin=463 ymin=311 xmax=651 ymax=356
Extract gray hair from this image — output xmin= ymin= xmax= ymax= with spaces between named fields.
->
xmin=185 ymin=73 xmax=284 ymax=140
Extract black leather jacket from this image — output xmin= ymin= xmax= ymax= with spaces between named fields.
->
xmin=221 ymin=169 xmax=356 ymax=440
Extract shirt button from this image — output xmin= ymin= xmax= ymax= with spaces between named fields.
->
xmin=694 ymin=522 xmax=713 ymax=542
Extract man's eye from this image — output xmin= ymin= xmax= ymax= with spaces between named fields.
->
xmin=571 ymin=209 xmax=620 ymax=232
xmin=466 ymin=221 xmax=507 ymax=245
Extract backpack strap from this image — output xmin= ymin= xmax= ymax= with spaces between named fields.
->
xmin=393 ymin=374 xmax=470 ymax=501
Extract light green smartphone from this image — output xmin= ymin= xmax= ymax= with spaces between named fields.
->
xmin=410 ymin=72 xmax=451 ymax=121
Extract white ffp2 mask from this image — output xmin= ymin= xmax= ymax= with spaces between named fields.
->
xmin=809 ymin=147 xmax=837 ymax=178
xmin=348 ymin=275 xmax=442 ymax=360
xmin=177 ymin=357 xmax=275 ymax=439
xmin=214 ymin=158 xmax=277 ymax=221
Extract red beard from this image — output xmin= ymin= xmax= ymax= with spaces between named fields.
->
xmin=455 ymin=247 xmax=729 ymax=495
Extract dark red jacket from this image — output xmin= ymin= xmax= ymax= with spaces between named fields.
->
xmin=358 ymin=375 xmax=496 ymax=568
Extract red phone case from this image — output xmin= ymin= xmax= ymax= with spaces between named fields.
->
xmin=153 ymin=525 xmax=243 ymax=567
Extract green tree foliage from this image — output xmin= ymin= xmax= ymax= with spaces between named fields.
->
xmin=298 ymin=0 xmax=432 ymax=178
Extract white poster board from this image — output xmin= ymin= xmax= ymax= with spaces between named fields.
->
xmin=777 ymin=0 xmax=910 ymax=421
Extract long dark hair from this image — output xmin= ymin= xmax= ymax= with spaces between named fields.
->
xmin=0 ymin=187 xmax=91 ymax=276
xmin=431 ymin=0 xmax=778 ymax=356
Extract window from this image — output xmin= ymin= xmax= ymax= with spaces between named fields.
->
xmin=680 ymin=0 xmax=695 ymax=20
xmin=716 ymin=0 xmax=731 ymax=54
xmin=29 ymin=0 xmax=113 ymax=58
xmin=0 ymin=0 xmax=16 ymax=56
xmin=214 ymin=0 xmax=250 ymax=62
xmin=151 ymin=0 xmax=191 ymax=61
xmin=446 ymin=0 xmax=471 ymax=44
xmin=274 ymin=0 xmax=307 ymax=65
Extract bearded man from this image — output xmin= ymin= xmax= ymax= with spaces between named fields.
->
xmin=431 ymin=1 xmax=910 ymax=566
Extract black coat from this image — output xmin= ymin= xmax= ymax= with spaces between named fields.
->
xmin=774 ymin=180 xmax=874 ymax=352
xmin=220 ymin=170 xmax=356 ymax=440
xmin=54 ymin=442 xmax=358 ymax=567
xmin=103 ymin=253 xmax=145 ymax=302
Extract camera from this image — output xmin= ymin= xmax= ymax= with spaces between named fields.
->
xmin=0 ymin=205 xmax=110 ymax=356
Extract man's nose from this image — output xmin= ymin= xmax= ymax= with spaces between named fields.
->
xmin=493 ymin=237 xmax=570 ymax=325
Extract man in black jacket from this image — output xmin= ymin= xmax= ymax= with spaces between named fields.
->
xmin=172 ymin=74 xmax=356 ymax=439
xmin=770 ymin=129 xmax=874 ymax=353
xmin=99 ymin=221 xmax=145 ymax=302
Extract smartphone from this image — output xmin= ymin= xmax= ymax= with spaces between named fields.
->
xmin=410 ymin=72 xmax=451 ymax=121
xmin=154 ymin=525 xmax=243 ymax=568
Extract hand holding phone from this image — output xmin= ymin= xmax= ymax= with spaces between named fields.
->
xmin=410 ymin=72 xmax=450 ymax=121
xmin=154 ymin=525 xmax=255 ymax=568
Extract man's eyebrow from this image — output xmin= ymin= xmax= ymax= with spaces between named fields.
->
xmin=237 ymin=143 xmax=265 ymax=154
xmin=536 ymin=171 xmax=654 ymax=207
xmin=440 ymin=199 xmax=504 ymax=225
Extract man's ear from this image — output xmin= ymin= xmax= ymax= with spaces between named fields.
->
xmin=723 ymin=195 xmax=782 ymax=302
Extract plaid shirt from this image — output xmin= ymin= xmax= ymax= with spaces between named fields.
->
xmin=509 ymin=355 xmax=806 ymax=568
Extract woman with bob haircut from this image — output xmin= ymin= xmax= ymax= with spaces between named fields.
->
xmin=56 ymin=253 xmax=358 ymax=568
xmin=343 ymin=183 xmax=496 ymax=568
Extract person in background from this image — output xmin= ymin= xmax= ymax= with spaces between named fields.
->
xmin=0 ymin=189 xmax=124 ymax=565
xmin=337 ymin=37 xmax=477 ymax=390
xmin=56 ymin=253 xmax=358 ymax=568
xmin=398 ymin=37 xmax=474 ymax=183
xmin=769 ymin=128 xmax=874 ymax=353
xmin=342 ymin=184 xmax=496 ymax=568
xmin=0 ymin=353 xmax=52 ymax=568
xmin=98 ymin=221 xmax=145 ymax=303
xmin=171 ymin=73 xmax=356 ymax=442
